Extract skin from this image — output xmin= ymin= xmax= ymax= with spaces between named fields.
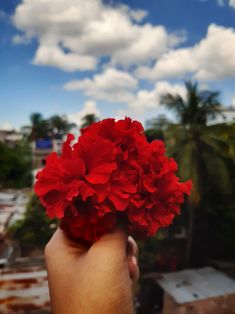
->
xmin=45 ymin=228 xmax=139 ymax=314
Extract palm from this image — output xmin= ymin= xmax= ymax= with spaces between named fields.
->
xmin=80 ymin=114 xmax=98 ymax=129
xmin=161 ymin=81 xmax=230 ymax=264
xmin=162 ymin=82 xmax=226 ymax=203
xmin=162 ymin=81 xmax=221 ymax=128
xmin=49 ymin=115 xmax=71 ymax=138
xmin=29 ymin=113 xmax=50 ymax=140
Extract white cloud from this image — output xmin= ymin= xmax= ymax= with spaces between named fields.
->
xmin=128 ymin=81 xmax=186 ymax=113
xmin=129 ymin=9 xmax=148 ymax=22
xmin=0 ymin=122 xmax=14 ymax=131
xmin=0 ymin=10 xmax=7 ymax=20
xmin=12 ymin=0 xmax=185 ymax=71
xmin=118 ymin=5 xmax=148 ymax=22
xmin=65 ymin=70 xmax=185 ymax=121
xmin=65 ymin=67 xmax=185 ymax=118
xmin=114 ymin=81 xmax=186 ymax=121
xmin=12 ymin=34 xmax=30 ymax=45
xmin=136 ymin=24 xmax=235 ymax=81
xmin=136 ymin=48 xmax=195 ymax=80
xmin=232 ymin=96 xmax=235 ymax=108
xmin=114 ymin=108 xmax=130 ymax=121
xmin=64 ymin=68 xmax=138 ymax=103
xmin=217 ymin=0 xmax=225 ymax=6
xmin=111 ymin=26 xmax=185 ymax=67
xmin=33 ymin=45 xmax=97 ymax=71
xmin=67 ymin=101 xmax=101 ymax=128
xmin=229 ymin=0 xmax=235 ymax=8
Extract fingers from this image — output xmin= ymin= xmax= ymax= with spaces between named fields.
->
xmin=45 ymin=228 xmax=87 ymax=260
xmin=92 ymin=231 xmax=140 ymax=290
xmin=127 ymin=236 xmax=140 ymax=286
xmin=127 ymin=236 xmax=139 ymax=258
xmin=45 ymin=228 xmax=140 ymax=287
xmin=128 ymin=256 xmax=140 ymax=285
xmin=90 ymin=228 xmax=128 ymax=255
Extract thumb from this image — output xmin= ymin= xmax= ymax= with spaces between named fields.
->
xmin=45 ymin=228 xmax=87 ymax=260
xmin=89 ymin=228 xmax=128 ymax=260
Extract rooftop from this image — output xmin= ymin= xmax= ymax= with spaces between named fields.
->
xmin=0 ymin=264 xmax=50 ymax=314
xmin=156 ymin=267 xmax=235 ymax=304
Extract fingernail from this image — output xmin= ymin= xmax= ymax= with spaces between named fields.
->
xmin=130 ymin=255 xmax=137 ymax=266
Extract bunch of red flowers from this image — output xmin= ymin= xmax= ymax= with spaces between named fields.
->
xmin=35 ymin=117 xmax=192 ymax=244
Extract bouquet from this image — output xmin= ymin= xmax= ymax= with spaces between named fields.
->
xmin=35 ymin=117 xmax=192 ymax=244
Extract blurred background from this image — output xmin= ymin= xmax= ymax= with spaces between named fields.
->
xmin=1 ymin=0 xmax=235 ymax=313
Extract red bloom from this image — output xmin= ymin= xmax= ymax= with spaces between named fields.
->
xmin=34 ymin=117 xmax=192 ymax=244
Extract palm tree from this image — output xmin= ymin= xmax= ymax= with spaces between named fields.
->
xmin=162 ymin=81 xmax=222 ymax=127
xmin=161 ymin=81 xmax=230 ymax=265
xmin=49 ymin=115 xmax=71 ymax=139
xmin=145 ymin=115 xmax=169 ymax=142
xmin=30 ymin=113 xmax=43 ymax=126
xmin=29 ymin=113 xmax=50 ymax=140
xmin=80 ymin=113 xmax=98 ymax=129
xmin=26 ymin=113 xmax=73 ymax=141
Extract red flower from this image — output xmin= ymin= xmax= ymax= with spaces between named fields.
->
xmin=34 ymin=117 xmax=192 ymax=244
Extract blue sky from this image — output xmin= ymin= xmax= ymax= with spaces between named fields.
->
xmin=1 ymin=0 xmax=235 ymax=129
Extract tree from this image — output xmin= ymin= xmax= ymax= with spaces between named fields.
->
xmin=162 ymin=82 xmax=222 ymax=127
xmin=49 ymin=115 xmax=72 ymax=139
xmin=9 ymin=194 xmax=57 ymax=254
xmin=80 ymin=113 xmax=98 ymax=129
xmin=24 ymin=113 xmax=73 ymax=141
xmin=145 ymin=115 xmax=169 ymax=142
xmin=0 ymin=140 xmax=32 ymax=188
xmin=30 ymin=113 xmax=43 ymax=126
xmin=29 ymin=112 xmax=50 ymax=140
xmin=161 ymin=81 xmax=230 ymax=265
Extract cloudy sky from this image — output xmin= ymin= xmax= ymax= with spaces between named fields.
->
xmin=1 ymin=0 xmax=235 ymax=129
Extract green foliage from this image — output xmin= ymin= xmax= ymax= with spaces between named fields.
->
xmin=145 ymin=115 xmax=168 ymax=142
xmin=145 ymin=81 xmax=235 ymax=264
xmin=9 ymin=194 xmax=58 ymax=252
xmin=161 ymin=81 xmax=222 ymax=127
xmin=138 ymin=232 xmax=164 ymax=272
xmin=23 ymin=112 xmax=74 ymax=141
xmin=0 ymin=140 xmax=32 ymax=188
xmin=29 ymin=112 xmax=50 ymax=139
xmin=145 ymin=129 xmax=163 ymax=142
xmin=218 ymin=210 xmax=235 ymax=254
xmin=22 ymin=112 xmax=99 ymax=141
xmin=80 ymin=113 xmax=99 ymax=129
xmin=49 ymin=114 xmax=74 ymax=139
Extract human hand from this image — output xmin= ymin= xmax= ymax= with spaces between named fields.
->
xmin=45 ymin=228 xmax=139 ymax=314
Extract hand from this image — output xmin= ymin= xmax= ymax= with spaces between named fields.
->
xmin=45 ymin=228 xmax=139 ymax=314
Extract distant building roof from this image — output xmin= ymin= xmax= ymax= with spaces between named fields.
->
xmin=0 ymin=129 xmax=22 ymax=145
xmin=209 ymin=107 xmax=235 ymax=125
xmin=0 ymin=122 xmax=14 ymax=131
xmin=156 ymin=267 xmax=235 ymax=304
xmin=0 ymin=265 xmax=50 ymax=313
xmin=0 ymin=190 xmax=29 ymax=235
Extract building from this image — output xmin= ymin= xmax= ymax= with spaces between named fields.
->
xmin=210 ymin=106 xmax=235 ymax=125
xmin=0 ymin=261 xmax=50 ymax=314
xmin=0 ymin=129 xmax=22 ymax=147
xmin=32 ymin=138 xmax=64 ymax=169
xmin=0 ymin=190 xmax=29 ymax=237
xmin=156 ymin=267 xmax=235 ymax=314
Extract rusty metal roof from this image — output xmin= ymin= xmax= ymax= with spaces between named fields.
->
xmin=0 ymin=190 xmax=29 ymax=236
xmin=0 ymin=266 xmax=51 ymax=313
xmin=156 ymin=267 xmax=235 ymax=304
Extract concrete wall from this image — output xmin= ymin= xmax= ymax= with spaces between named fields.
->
xmin=163 ymin=292 xmax=235 ymax=314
